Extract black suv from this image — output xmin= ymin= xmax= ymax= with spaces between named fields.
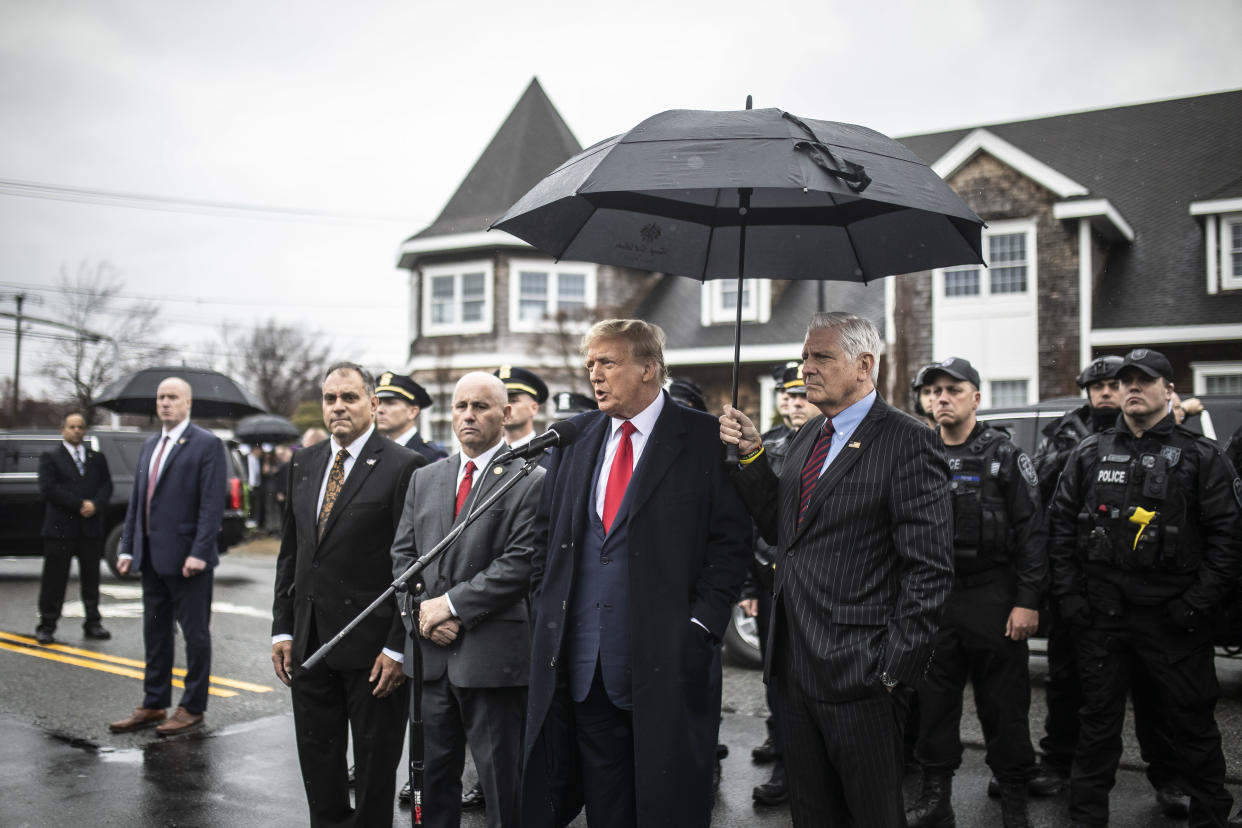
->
xmin=0 ymin=428 xmax=249 ymax=578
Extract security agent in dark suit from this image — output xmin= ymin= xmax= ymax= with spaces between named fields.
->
xmin=35 ymin=412 xmax=114 ymax=644
xmin=906 ymin=358 xmax=1046 ymax=828
xmin=272 ymin=362 xmax=426 ymax=828
xmin=721 ymin=312 xmax=954 ymax=828
xmin=522 ymin=319 xmax=752 ymax=828
xmin=390 ymin=372 xmax=545 ymax=828
xmin=109 ymin=377 xmax=227 ymax=737
xmin=1049 ymin=348 xmax=1242 ymax=828
xmin=376 ymin=371 xmax=447 ymax=463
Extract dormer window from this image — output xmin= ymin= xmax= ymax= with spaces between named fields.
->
xmin=700 ymin=279 xmax=771 ymax=326
xmin=1189 ymin=200 xmax=1242 ymax=293
xmin=422 ymin=260 xmax=494 ymax=336
xmin=508 ymin=259 xmax=598 ymax=333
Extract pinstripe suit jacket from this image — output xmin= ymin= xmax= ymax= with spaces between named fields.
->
xmin=732 ymin=395 xmax=953 ymax=701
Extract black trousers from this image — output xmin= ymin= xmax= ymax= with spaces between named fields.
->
xmin=421 ymin=677 xmax=525 ymax=828
xmin=291 ymin=661 xmax=409 ymax=828
xmin=140 ymin=564 xmax=213 ymax=713
xmin=753 ymin=561 xmax=783 ymax=758
xmin=38 ymin=537 xmax=103 ymax=628
xmin=776 ymin=669 xmax=910 ymax=827
xmin=1041 ymin=609 xmax=1178 ymax=788
xmin=915 ymin=577 xmax=1037 ymax=783
xmin=1071 ymin=607 xmax=1233 ymax=827
xmin=572 ymin=666 xmax=637 ymax=828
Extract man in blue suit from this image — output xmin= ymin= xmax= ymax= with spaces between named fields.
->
xmin=521 ymin=319 xmax=752 ymax=828
xmin=109 ymin=376 xmax=226 ymax=737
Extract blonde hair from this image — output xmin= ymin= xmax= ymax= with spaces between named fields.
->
xmin=581 ymin=319 xmax=669 ymax=384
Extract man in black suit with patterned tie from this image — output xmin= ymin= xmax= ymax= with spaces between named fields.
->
xmin=721 ymin=311 xmax=954 ymax=828
xmin=36 ymin=412 xmax=113 ymax=644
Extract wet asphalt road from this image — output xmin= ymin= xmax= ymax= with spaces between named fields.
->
xmin=2 ymin=541 xmax=1242 ymax=827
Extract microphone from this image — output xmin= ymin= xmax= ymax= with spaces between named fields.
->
xmin=492 ymin=420 xmax=579 ymax=465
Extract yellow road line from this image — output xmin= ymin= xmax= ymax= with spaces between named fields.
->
xmin=0 ymin=630 xmax=272 ymax=695
xmin=0 ymin=641 xmax=238 ymax=697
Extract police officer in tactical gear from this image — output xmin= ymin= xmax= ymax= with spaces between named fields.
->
xmin=1034 ymin=354 xmax=1191 ymax=816
xmin=905 ymin=358 xmax=1047 ymax=828
xmin=1049 ymin=348 xmax=1242 ymax=828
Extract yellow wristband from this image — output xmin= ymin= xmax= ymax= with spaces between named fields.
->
xmin=739 ymin=446 xmax=765 ymax=465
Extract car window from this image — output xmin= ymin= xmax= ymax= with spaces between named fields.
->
xmin=105 ymin=437 xmax=148 ymax=476
xmin=0 ymin=439 xmax=59 ymax=474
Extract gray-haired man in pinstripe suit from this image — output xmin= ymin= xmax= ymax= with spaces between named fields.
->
xmin=721 ymin=312 xmax=954 ymax=827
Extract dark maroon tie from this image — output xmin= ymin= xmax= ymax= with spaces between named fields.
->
xmin=145 ymin=435 xmax=170 ymax=530
xmin=798 ymin=419 xmax=835 ymax=524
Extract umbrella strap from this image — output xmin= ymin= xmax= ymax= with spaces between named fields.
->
xmin=783 ymin=112 xmax=872 ymax=193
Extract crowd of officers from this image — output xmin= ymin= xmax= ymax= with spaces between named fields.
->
xmin=849 ymin=347 xmax=1242 ymax=828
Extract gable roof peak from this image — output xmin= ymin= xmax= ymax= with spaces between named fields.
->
xmin=410 ymin=77 xmax=582 ymax=241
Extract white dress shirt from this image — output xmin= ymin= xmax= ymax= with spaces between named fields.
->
xmin=62 ymin=440 xmax=85 ymax=471
xmin=593 ymin=390 xmax=665 ymax=521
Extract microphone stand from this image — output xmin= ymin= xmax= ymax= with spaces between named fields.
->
xmin=298 ymin=454 xmax=544 ymax=826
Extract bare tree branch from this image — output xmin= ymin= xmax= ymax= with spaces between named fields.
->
xmin=221 ymin=319 xmax=334 ymax=417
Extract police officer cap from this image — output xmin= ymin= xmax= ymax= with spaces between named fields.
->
xmin=554 ymin=391 xmax=597 ymax=416
xmin=1119 ymin=348 xmax=1174 ymax=382
xmin=918 ymin=357 xmax=981 ymax=389
xmin=910 ymin=363 xmax=937 ymax=391
xmin=781 ymin=363 xmax=807 ymax=395
xmin=1076 ymin=355 xmax=1123 ymax=388
xmin=375 ymin=371 xmax=433 ymax=409
xmin=668 ymin=377 xmax=708 ymax=412
xmin=494 ymin=365 xmax=548 ymax=404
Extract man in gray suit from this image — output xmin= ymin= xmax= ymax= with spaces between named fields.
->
xmin=390 ymin=372 xmax=545 ymax=828
xmin=721 ymin=312 xmax=954 ymax=828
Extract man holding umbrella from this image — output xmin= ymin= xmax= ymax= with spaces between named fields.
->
xmin=720 ymin=312 xmax=954 ymax=828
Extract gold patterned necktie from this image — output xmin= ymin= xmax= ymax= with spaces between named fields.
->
xmin=317 ymin=448 xmax=349 ymax=539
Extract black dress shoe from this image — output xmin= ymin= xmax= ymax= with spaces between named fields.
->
xmin=1155 ymin=784 xmax=1190 ymax=819
xmin=35 ymin=627 xmax=55 ymax=645
xmin=461 ymin=780 xmax=485 ymax=809
xmin=753 ymin=765 xmax=789 ymax=806
xmin=716 ymin=742 xmax=729 ymax=760
xmin=751 ymin=737 xmax=778 ymax=764
xmin=83 ymin=622 xmax=111 ymax=640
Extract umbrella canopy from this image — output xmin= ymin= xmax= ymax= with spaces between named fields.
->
xmin=492 ymin=107 xmax=984 ymax=283
xmin=235 ymin=413 xmax=300 ymax=445
xmin=93 ymin=366 xmax=266 ymax=419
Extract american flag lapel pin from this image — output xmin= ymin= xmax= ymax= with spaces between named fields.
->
xmin=849 ymin=441 xmax=862 ymax=449
xmin=366 ymin=458 xmax=377 ymax=466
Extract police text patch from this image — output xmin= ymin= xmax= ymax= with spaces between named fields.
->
xmin=1097 ymin=469 xmax=1128 ymax=485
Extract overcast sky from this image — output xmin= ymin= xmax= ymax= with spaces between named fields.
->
xmin=2 ymin=0 xmax=1240 ymax=401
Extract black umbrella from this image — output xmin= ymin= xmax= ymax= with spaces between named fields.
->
xmin=493 ymin=104 xmax=986 ymax=404
xmin=235 ymin=413 xmax=300 ymax=445
xmin=93 ymin=366 xmax=266 ymax=419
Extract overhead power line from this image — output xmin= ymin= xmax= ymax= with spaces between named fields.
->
xmin=0 ymin=177 xmax=426 ymax=227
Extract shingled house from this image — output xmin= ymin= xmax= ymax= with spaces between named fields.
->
xmin=887 ymin=89 xmax=1242 ymax=408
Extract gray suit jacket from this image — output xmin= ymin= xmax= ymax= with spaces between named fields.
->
xmin=732 ymin=395 xmax=954 ymax=701
xmin=390 ymin=450 xmax=545 ymax=686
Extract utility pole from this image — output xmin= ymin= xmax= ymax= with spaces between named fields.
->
xmin=11 ymin=293 xmax=23 ymax=423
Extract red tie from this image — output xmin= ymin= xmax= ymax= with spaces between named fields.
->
xmin=798 ymin=419 xmax=835 ymax=525
xmin=145 ymin=435 xmax=170 ymax=530
xmin=454 ymin=460 xmax=476 ymax=518
xmin=602 ymin=421 xmax=636 ymax=533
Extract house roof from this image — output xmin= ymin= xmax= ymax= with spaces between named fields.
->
xmin=409 ymin=78 xmax=582 ymax=241
xmin=898 ymin=90 xmax=1242 ymax=331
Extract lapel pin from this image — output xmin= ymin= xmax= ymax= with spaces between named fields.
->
xmin=493 ymin=466 xmax=504 ymax=475
xmin=366 ymin=458 xmax=377 ymax=466
xmin=849 ymin=441 xmax=862 ymax=448
xmin=177 ymin=438 xmax=186 ymax=445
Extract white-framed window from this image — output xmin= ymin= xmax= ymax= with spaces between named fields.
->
xmin=700 ymin=279 xmax=771 ymax=326
xmin=421 ymin=260 xmax=494 ymax=336
xmin=1223 ymin=214 xmax=1242 ymax=291
xmin=989 ymin=379 xmax=1030 ymax=407
xmin=942 ymin=227 xmax=1032 ymax=299
xmin=1192 ymin=361 xmax=1242 ymax=395
xmin=507 ymin=259 xmax=598 ymax=333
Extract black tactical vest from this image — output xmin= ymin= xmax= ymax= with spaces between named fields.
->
xmin=947 ymin=427 xmax=1009 ymax=560
xmin=1078 ymin=430 xmax=1197 ymax=575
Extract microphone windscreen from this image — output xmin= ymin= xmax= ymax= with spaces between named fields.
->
xmin=549 ymin=419 xmax=579 ymax=447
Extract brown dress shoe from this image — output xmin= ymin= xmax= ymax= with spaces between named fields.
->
xmin=155 ymin=706 xmax=204 ymax=737
xmin=109 ymin=707 xmax=166 ymax=733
